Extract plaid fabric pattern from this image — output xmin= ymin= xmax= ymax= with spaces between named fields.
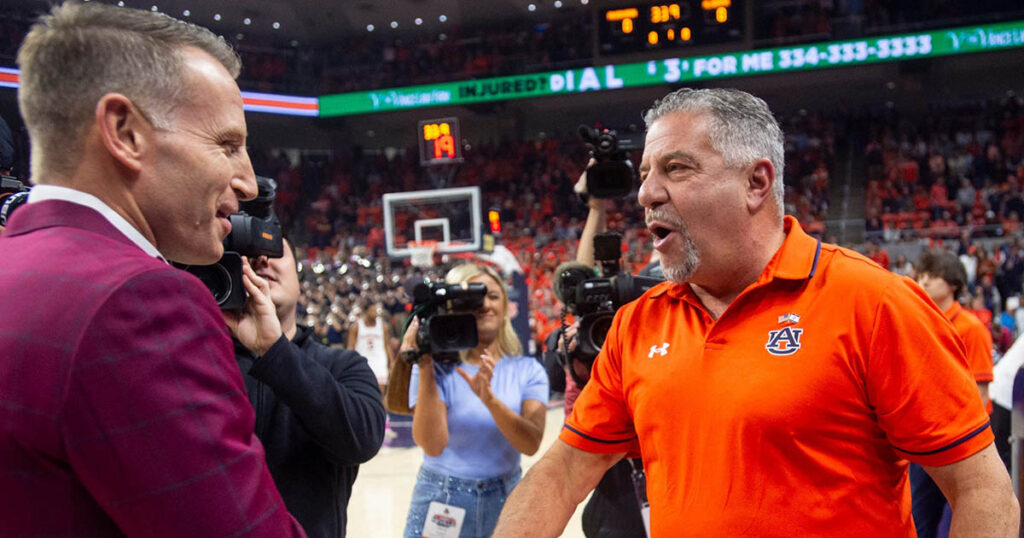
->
xmin=0 ymin=201 xmax=305 ymax=537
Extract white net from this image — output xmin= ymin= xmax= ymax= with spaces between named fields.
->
xmin=408 ymin=242 xmax=437 ymax=268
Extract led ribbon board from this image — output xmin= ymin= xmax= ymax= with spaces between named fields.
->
xmin=0 ymin=69 xmax=318 ymax=117
xmin=319 ymin=19 xmax=1024 ymax=117
xmin=240 ymin=91 xmax=319 ymax=117
xmin=0 ymin=67 xmax=18 ymax=89
xmin=2 ymin=20 xmax=1021 ymax=117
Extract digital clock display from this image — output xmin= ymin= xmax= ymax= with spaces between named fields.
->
xmin=418 ymin=117 xmax=463 ymax=166
xmin=600 ymin=0 xmax=743 ymax=55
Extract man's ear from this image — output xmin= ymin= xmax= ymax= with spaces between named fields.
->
xmin=95 ymin=93 xmax=151 ymax=174
xmin=747 ymin=158 xmax=776 ymax=212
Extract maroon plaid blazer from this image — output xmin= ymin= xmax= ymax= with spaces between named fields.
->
xmin=0 ymin=200 xmax=305 ymax=537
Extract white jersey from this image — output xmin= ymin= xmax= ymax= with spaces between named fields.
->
xmin=355 ymin=317 xmax=389 ymax=384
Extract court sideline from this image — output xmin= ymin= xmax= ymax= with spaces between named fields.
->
xmin=347 ymin=405 xmax=589 ymax=537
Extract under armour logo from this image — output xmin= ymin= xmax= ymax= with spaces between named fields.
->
xmin=765 ymin=327 xmax=803 ymax=356
xmin=648 ymin=343 xmax=670 ymax=357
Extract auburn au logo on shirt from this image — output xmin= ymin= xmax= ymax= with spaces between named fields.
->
xmin=765 ymin=326 xmax=804 ymax=356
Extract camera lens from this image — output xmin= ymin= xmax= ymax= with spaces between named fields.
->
xmin=587 ymin=314 xmax=614 ymax=350
xmin=188 ymin=264 xmax=233 ymax=305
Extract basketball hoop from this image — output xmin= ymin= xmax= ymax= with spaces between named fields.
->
xmin=408 ymin=240 xmax=438 ymax=268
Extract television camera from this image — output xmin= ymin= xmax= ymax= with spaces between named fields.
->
xmin=578 ymin=124 xmax=638 ymax=199
xmin=0 ymin=176 xmax=29 ymax=228
xmin=554 ymin=232 xmax=663 ymax=373
xmin=404 ymin=281 xmax=488 ymax=365
xmin=177 ymin=175 xmax=283 ymax=310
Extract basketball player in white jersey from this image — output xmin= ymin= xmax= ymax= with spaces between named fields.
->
xmin=348 ymin=300 xmax=393 ymax=393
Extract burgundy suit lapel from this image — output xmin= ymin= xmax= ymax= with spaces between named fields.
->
xmin=3 ymin=199 xmax=138 ymax=249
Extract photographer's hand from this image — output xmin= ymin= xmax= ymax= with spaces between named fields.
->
xmin=575 ymin=158 xmax=607 ymax=211
xmin=222 ymin=258 xmax=282 ymax=357
xmin=576 ymin=158 xmax=608 ymax=267
xmin=559 ymin=321 xmax=580 ymax=354
xmin=457 ymin=352 xmax=497 ymax=405
xmin=405 ymin=317 xmax=450 ymax=456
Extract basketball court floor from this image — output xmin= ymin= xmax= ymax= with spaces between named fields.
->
xmin=347 ymin=405 xmax=588 ymax=537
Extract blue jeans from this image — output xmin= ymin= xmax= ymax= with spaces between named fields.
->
xmin=404 ymin=465 xmax=521 ymax=538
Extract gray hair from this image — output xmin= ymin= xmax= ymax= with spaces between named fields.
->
xmin=17 ymin=1 xmax=241 ymax=177
xmin=643 ymin=88 xmax=785 ymax=215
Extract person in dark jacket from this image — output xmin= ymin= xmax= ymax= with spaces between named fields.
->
xmin=225 ymin=238 xmax=387 ymax=537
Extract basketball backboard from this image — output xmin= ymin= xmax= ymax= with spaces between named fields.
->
xmin=382 ymin=186 xmax=482 ymax=258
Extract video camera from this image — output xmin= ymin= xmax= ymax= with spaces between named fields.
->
xmin=177 ymin=175 xmax=283 ymax=310
xmin=554 ymin=232 xmax=663 ymax=365
xmin=578 ymin=125 xmax=638 ymax=199
xmin=0 ymin=176 xmax=29 ymax=228
xmin=405 ymin=281 xmax=488 ymax=365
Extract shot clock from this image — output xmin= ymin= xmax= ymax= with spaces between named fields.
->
xmin=418 ymin=117 xmax=463 ymax=166
xmin=600 ymin=0 xmax=743 ymax=55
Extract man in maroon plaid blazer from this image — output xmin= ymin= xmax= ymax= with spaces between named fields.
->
xmin=0 ymin=3 xmax=305 ymax=536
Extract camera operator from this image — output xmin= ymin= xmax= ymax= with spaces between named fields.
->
xmin=386 ymin=263 xmax=548 ymax=538
xmin=551 ymin=160 xmax=649 ymax=538
xmin=495 ymin=88 xmax=1017 ymax=537
xmin=224 ymin=237 xmax=386 ymax=538
xmin=0 ymin=114 xmax=13 ymax=178
xmin=0 ymin=3 xmax=304 ymax=535
xmin=0 ymin=113 xmax=28 ymax=235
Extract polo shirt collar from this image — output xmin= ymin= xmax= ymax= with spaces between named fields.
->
xmin=763 ymin=216 xmax=822 ymax=281
xmin=943 ymin=301 xmax=963 ymax=322
xmin=652 ymin=215 xmax=822 ymax=301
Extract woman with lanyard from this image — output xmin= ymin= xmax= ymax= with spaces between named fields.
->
xmin=388 ymin=263 xmax=548 ymax=538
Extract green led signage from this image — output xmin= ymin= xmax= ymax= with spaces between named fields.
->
xmin=319 ymin=19 xmax=1024 ymax=117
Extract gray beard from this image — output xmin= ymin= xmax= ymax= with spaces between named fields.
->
xmin=661 ymin=225 xmax=701 ymax=284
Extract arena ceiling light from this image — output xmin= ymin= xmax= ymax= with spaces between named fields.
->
xmin=528 ymin=4 xmax=536 ymax=11
xmin=439 ymin=14 xmax=448 ymax=22
xmin=390 ymin=21 xmax=398 ymax=28
xmin=366 ymin=24 xmax=375 ymax=32
xmin=415 ymin=18 xmax=423 ymax=25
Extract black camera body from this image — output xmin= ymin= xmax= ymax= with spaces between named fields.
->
xmin=559 ymin=232 xmax=662 ymax=363
xmin=407 ymin=281 xmax=488 ymax=365
xmin=0 ymin=176 xmax=30 ymax=227
xmin=578 ymin=125 xmax=638 ymax=199
xmin=177 ymin=176 xmax=283 ymax=310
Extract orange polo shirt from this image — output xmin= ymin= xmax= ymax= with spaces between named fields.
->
xmin=562 ymin=217 xmax=991 ymax=537
xmin=945 ymin=302 xmax=994 ymax=384
xmin=945 ymin=301 xmax=994 ymax=413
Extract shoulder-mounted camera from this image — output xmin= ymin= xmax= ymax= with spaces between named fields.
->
xmin=0 ymin=176 xmax=30 ymax=228
xmin=175 ymin=175 xmax=283 ymax=309
xmin=578 ymin=125 xmax=638 ymax=200
xmin=405 ymin=281 xmax=488 ymax=365
xmin=554 ymin=232 xmax=662 ymax=377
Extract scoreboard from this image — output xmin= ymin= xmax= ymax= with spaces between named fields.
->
xmin=599 ymin=0 xmax=744 ymax=55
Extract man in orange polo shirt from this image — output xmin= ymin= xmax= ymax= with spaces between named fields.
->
xmin=493 ymin=88 xmax=1018 ymax=537
xmin=912 ymin=249 xmax=995 ymax=538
